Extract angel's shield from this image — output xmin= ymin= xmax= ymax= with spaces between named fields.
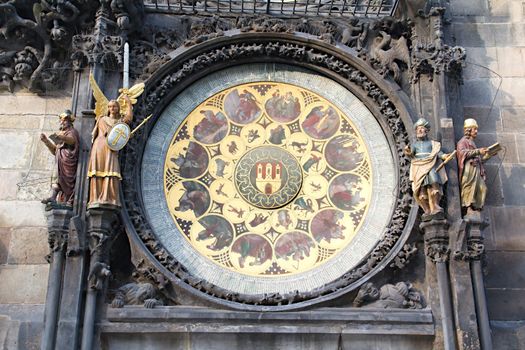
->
xmin=106 ymin=122 xmax=131 ymax=151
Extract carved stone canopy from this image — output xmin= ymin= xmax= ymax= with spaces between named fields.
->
xmin=120 ymin=32 xmax=418 ymax=310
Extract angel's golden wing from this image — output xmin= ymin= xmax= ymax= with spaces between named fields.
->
xmin=117 ymin=82 xmax=145 ymax=116
xmin=89 ymin=74 xmax=109 ymax=120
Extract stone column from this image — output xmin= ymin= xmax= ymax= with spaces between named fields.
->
xmin=421 ymin=218 xmax=456 ymax=350
xmin=80 ymin=208 xmax=118 ymax=350
xmin=41 ymin=209 xmax=72 ymax=350
xmin=456 ymin=214 xmax=492 ymax=350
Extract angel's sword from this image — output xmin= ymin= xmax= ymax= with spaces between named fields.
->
xmin=131 ymin=114 xmax=153 ymax=135
xmin=123 ymin=42 xmax=129 ymax=89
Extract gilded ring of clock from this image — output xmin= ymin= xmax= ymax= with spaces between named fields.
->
xmin=234 ymin=146 xmax=302 ymax=209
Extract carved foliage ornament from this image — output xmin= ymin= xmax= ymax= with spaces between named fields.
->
xmin=120 ymin=38 xmax=413 ymax=307
xmin=0 ymin=1 xmax=144 ymax=91
xmin=0 ymin=1 xmax=99 ymax=92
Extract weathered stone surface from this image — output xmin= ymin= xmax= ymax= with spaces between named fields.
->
xmin=7 ymin=227 xmax=48 ymax=264
xmin=0 ymin=305 xmax=44 ymax=350
xmin=450 ymin=0 xmax=488 ymax=16
xmin=102 ymin=307 xmax=434 ymax=349
xmin=0 ymin=132 xmax=33 ymax=169
xmin=501 ymin=107 xmax=525 ymax=131
xmin=460 ymin=79 xmax=499 ymax=107
xmin=0 ymin=201 xmax=46 ymax=228
xmin=42 ymin=115 xmax=60 ymax=132
xmin=490 ymin=206 xmax=525 ymax=250
xmin=102 ymin=333 xmax=433 ymax=350
xmin=491 ymin=321 xmax=525 ymax=350
xmin=16 ymin=171 xmax=52 ymax=202
xmin=488 ymin=0 xmax=511 ymax=16
xmin=0 ymin=228 xmax=11 ymax=264
xmin=517 ymin=134 xmax=525 ymax=163
xmin=497 ymin=133 xmax=519 ymax=164
xmin=500 ymin=165 xmax=525 ymax=205
xmin=483 ymin=164 xmax=504 ymax=207
xmin=463 ymin=47 xmax=499 ymax=80
xmin=485 ymin=251 xmax=525 ymax=289
xmin=0 ymin=95 xmax=70 ymax=116
xmin=496 ymin=47 xmax=525 ymax=77
xmin=0 ymin=171 xmax=21 ymax=201
xmin=490 ymin=23 xmax=521 ymax=46
xmin=487 ymin=288 xmax=525 ymax=321
xmin=0 ymin=264 xmax=49 ymax=304
xmin=452 ymin=23 xmax=496 ymax=47
xmin=30 ymin=134 xmax=54 ymax=171
xmin=497 ymin=77 xmax=525 ymax=107
xmin=0 ymin=115 xmax=41 ymax=130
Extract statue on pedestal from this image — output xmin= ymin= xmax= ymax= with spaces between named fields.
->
xmin=457 ymin=118 xmax=500 ymax=217
xmin=405 ymin=118 xmax=451 ymax=219
xmin=40 ymin=110 xmax=80 ymax=207
xmin=87 ymin=74 xmax=144 ymax=208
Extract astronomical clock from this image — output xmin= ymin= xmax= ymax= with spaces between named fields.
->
xmin=122 ymin=43 xmax=414 ymax=310
xmin=121 ymin=30 xmax=415 ymax=310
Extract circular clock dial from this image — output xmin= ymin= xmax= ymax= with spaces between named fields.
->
xmin=142 ymin=64 xmax=395 ymax=295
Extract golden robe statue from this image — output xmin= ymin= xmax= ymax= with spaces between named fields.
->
xmin=87 ymin=74 xmax=144 ymax=208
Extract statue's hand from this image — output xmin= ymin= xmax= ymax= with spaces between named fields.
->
xmin=39 ymin=133 xmax=47 ymax=142
xmin=479 ymin=147 xmax=488 ymax=156
xmin=403 ymin=145 xmax=413 ymax=157
xmin=118 ymin=90 xmax=131 ymax=101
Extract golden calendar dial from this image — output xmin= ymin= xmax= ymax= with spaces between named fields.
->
xmin=163 ymin=82 xmax=372 ymax=277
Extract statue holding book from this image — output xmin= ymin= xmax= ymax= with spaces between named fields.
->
xmin=405 ymin=118 xmax=453 ymax=219
xmin=40 ymin=110 xmax=80 ymax=207
xmin=457 ymin=118 xmax=501 ymax=217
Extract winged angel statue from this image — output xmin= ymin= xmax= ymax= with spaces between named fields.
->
xmin=87 ymin=74 xmax=144 ymax=208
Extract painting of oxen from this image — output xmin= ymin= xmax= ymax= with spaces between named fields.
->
xmin=231 ymin=234 xmax=272 ymax=269
xmin=195 ymin=215 xmax=233 ymax=252
xmin=175 ymin=181 xmax=210 ymax=218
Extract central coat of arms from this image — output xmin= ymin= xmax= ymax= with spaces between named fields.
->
xmin=254 ymin=161 xmax=283 ymax=194
xmin=235 ymin=146 xmax=302 ymax=209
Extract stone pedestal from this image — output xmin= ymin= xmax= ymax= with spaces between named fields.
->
xmin=81 ymin=208 xmax=119 ymax=350
xmin=456 ymin=214 xmax=492 ymax=350
xmin=420 ymin=218 xmax=456 ymax=350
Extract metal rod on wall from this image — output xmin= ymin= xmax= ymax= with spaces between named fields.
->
xmin=123 ymin=42 xmax=129 ymax=89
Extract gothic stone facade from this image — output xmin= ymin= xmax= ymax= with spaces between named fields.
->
xmin=0 ymin=0 xmax=524 ymax=349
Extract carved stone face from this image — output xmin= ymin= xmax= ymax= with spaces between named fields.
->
xmin=59 ymin=117 xmax=71 ymax=130
xmin=108 ymin=101 xmax=120 ymax=118
xmin=415 ymin=125 xmax=428 ymax=140
xmin=470 ymin=126 xmax=478 ymax=139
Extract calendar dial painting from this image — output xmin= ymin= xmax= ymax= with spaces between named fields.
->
xmin=164 ymin=82 xmax=372 ymax=277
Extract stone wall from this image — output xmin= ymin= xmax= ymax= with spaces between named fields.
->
xmin=450 ymin=0 xmax=525 ymax=347
xmin=0 ymin=92 xmax=71 ymax=349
